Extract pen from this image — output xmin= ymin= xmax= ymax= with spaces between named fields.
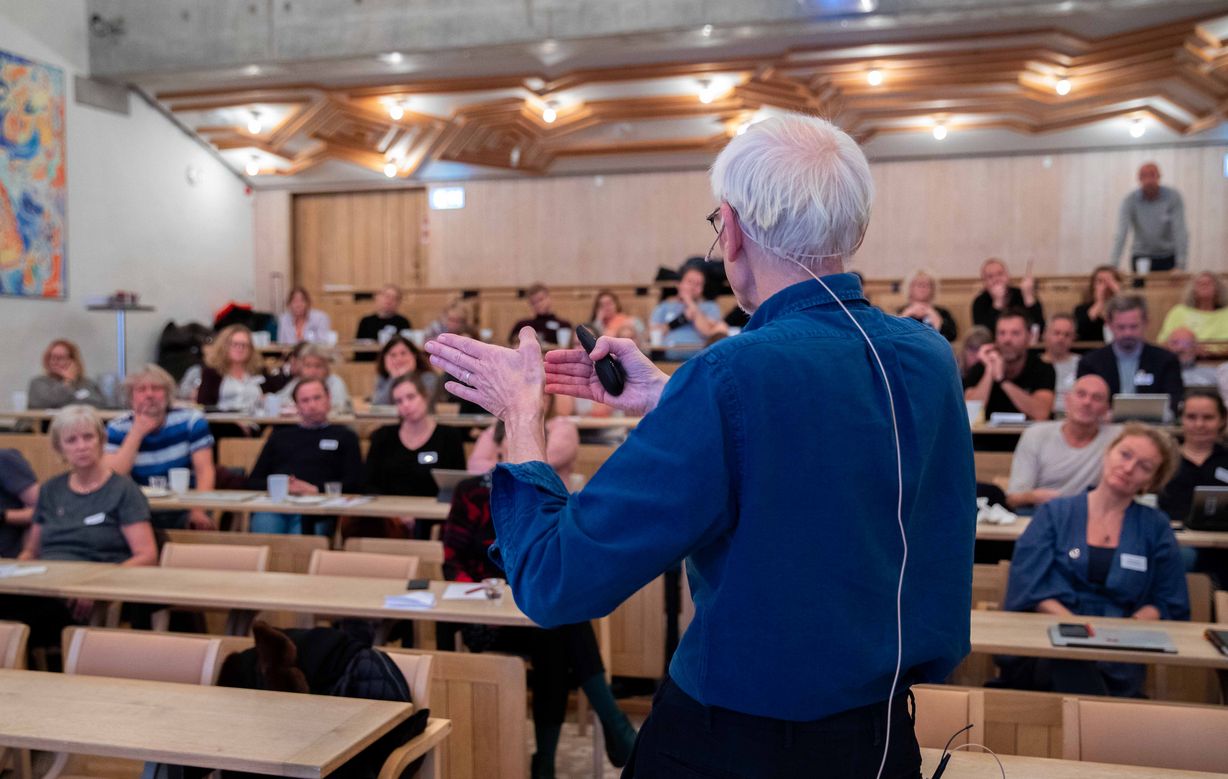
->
xmin=465 ymin=585 xmax=485 ymax=594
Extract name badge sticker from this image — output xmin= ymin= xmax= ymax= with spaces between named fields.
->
xmin=74 ymin=388 xmax=91 ymax=400
xmin=319 ymin=439 xmax=339 ymax=451
xmin=1120 ymin=553 xmax=1148 ymax=573
xmin=417 ymin=451 xmax=439 ymax=465
xmin=83 ymin=513 xmax=106 ymax=526
xmin=1215 ymin=467 xmax=1228 ymax=484
xmin=545 ymin=320 xmax=560 ymax=330
xmin=1134 ymin=370 xmax=1155 ymax=387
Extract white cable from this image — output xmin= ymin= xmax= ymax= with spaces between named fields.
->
xmin=785 ymin=261 xmax=906 ymax=779
xmin=949 ymin=744 xmax=1007 ymax=779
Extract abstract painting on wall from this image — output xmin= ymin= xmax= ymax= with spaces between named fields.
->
xmin=0 ymin=48 xmax=66 ymax=299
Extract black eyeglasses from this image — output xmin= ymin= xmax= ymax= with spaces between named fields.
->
xmin=705 ymin=207 xmax=723 ymax=262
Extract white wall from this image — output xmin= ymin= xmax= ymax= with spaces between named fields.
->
xmin=0 ymin=0 xmax=254 ymax=400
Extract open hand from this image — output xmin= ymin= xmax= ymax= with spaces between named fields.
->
xmin=545 ymin=335 xmax=668 ymax=416
xmin=426 ymin=328 xmax=546 ymax=420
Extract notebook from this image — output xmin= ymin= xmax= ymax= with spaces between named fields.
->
xmin=1048 ymin=624 xmax=1176 ymax=653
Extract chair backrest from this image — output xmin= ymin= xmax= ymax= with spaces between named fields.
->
xmin=386 ymin=649 xmax=527 ymax=779
xmin=343 ymin=537 xmax=444 ymax=579
xmin=62 ymin=627 xmax=234 ymax=685
xmin=973 ymin=451 xmax=1013 ymax=487
xmin=217 ymin=436 xmax=268 ymax=472
xmin=163 ymin=529 xmax=328 ymax=573
xmin=912 ymin=685 xmax=984 ymax=750
xmin=384 ymin=651 xmax=433 ymax=709
xmin=308 ymin=549 xmax=419 ymax=580
xmin=1185 ymin=572 xmax=1212 ymax=622
xmin=0 ymin=621 xmax=29 ymax=669
xmin=0 ymin=433 xmax=60 ymax=481
xmin=1063 ymin=697 xmax=1228 ymax=772
xmin=1217 ymin=589 xmax=1228 ymax=622
xmin=972 ymin=561 xmax=1011 ymax=610
xmin=160 ymin=541 xmax=270 ymax=572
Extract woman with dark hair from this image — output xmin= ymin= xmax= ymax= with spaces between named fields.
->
xmin=1159 ymin=389 xmax=1228 ymax=587
xmin=1073 ymin=265 xmax=1122 ymax=342
xmin=371 ymin=336 xmax=436 ymax=406
xmin=276 ymin=286 xmax=333 ymax=345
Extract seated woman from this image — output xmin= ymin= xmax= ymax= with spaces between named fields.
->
xmin=423 ymin=299 xmax=478 ymax=341
xmin=191 ymin=324 xmax=267 ymax=412
xmin=1 ymin=405 xmax=156 ymax=648
xmin=588 ymin=289 xmax=644 ymax=342
xmin=442 ymin=418 xmax=635 ymax=778
xmin=1073 ymin=265 xmax=1121 ymax=342
xmin=28 ymin=339 xmax=107 ymax=409
xmin=897 ymin=268 xmax=957 ymax=341
xmin=1158 ymin=271 xmax=1228 ymax=342
xmin=360 ymin=374 xmax=467 ymax=538
xmin=275 ymin=344 xmax=351 ymax=414
xmin=1159 ymin=389 xmax=1228 ymax=586
xmin=371 ymin=336 xmax=437 ymax=406
xmin=276 ymin=286 xmax=333 ymax=345
xmin=999 ymin=423 xmax=1188 ymax=697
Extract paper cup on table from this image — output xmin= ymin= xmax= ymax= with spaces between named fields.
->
xmin=965 ymin=400 xmax=984 ymax=427
xmin=480 ymin=328 xmax=494 ymax=342
xmin=10 ymin=390 xmax=27 ymax=412
xmin=262 ymin=394 xmax=282 ymax=417
xmin=556 ymin=329 xmax=573 ymax=348
xmin=267 ymin=474 xmax=290 ymax=502
xmin=168 ymin=468 xmax=191 ymax=495
xmin=408 ymin=329 xmax=427 ymax=349
xmin=251 ymin=331 xmax=271 ymax=348
xmin=324 ymin=330 xmax=339 ymax=346
xmin=1136 ymin=257 xmax=1151 ymax=275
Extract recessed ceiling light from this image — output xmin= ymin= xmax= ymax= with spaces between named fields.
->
xmin=378 ymin=52 xmax=404 ymax=65
xmin=246 ymin=110 xmax=262 ymax=134
xmin=383 ymin=162 xmax=398 ymax=178
xmin=1055 ymin=78 xmax=1071 ymax=96
xmin=542 ymin=103 xmax=557 ymax=123
xmin=388 ymin=102 xmax=404 ymax=121
xmin=1129 ymin=117 xmax=1146 ymax=138
xmin=700 ymin=24 xmax=713 ymax=37
xmin=932 ymin=123 xmax=948 ymax=141
xmin=242 ymin=65 xmax=262 ymax=77
xmin=866 ymin=68 xmax=883 ymax=87
xmin=245 ymin=156 xmax=260 ymax=176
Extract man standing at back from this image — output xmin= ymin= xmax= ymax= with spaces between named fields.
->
xmin=425 ymin=113 xmax=974 ymax=778
xmin=1111 ymin=162 xmax=1188 ymax=272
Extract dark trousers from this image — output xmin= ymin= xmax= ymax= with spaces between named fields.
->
xmin=623 ymin=677 xmax=921 ymax=779
xmin=1132 ymin=254 xmax=1176 ymax=272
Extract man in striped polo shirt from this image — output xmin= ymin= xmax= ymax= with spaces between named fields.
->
xmin=105 ymin=364 xmax=216 ymax=530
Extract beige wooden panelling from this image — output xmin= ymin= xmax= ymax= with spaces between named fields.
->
xmin=609 ymin=575 xmax=666 ymax=678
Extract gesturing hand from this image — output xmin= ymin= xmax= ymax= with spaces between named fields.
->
xmin=544 ymin=335 xmax=669 ymax=416
xmin=426 ymin=327 xmax=546 ymax=420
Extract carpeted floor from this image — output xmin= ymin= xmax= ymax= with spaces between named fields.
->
xmin=535 ymin=715 xmax=647 ymax=779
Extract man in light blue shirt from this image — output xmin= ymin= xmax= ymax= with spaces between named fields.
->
xmin=649 ymin=266 xmax=727 ymax=360
xmin=425 ymin=114 xmax=974 ymax=778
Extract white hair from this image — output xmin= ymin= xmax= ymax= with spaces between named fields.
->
xmin=710 ymin=113 xmax=873 ymax=272
xmin=902 ymin=267 xmax=941 ymax=302
xmin=49 ymin=404 xmax=105 ymax=454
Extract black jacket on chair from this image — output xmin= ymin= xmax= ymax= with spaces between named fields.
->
xmin=1076 ymin=343 xmax=1184 ymax=416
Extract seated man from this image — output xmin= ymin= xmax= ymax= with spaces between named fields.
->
xmin=1041 ymin=313 xmax=1079 ymax=414
xmin=105 ymin=364 xmax=215 ymax=530
xmin=1165 ymin=327 xmax=1218 ymax=388
xmin=508 ymin=283 xmax=571 ymax=346
xmin=964 ymin=309 xmax=1056 ymax=421
xmin=650 ymin=265 xmax=728 ymax=360
xmin=970 ymin=258 xmax=1043 ymax=335
xmin=1007 ymin=375 xmax=1119 ymax=509
xmin=247 ymin=378 xmax=363 ymax=535
xmin=355 ymin=284 xmax=411 ymax=343
xmin=0 ymin=448 xmax=39 ymax=559
xmin=1077 ymin=295 xmax=1184 ymax=418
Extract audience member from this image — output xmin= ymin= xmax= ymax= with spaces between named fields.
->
xmin=247 ymin=378 xmax=363 ymax=535
xmin=275 ymin=344 xmax=351 ymax=414
xmin=1166 ymin=328 xmax=1218 ymax=388
xmin=971 ymin=258 xmax=1043 ymax=335
xmin=190 ymin=324 xmax=267 ymax=411
xmin=588 ymin=289 xmax=644 ymax=342
xmin=650 ymin=265 xmax=727 ymax=359
xmin=355 ymin=284 xmax=411 ymax=341
xmin=424 ymin=300 xmax=478 ymax=341
xmin=1006 ymin=375 xmax=1118 ymax=510
xmin=958 ymin=325 xmax=993 ymax=381
xmin=1073 ymin=265 xmax=1121 ymax=342
xmin=28 ymin=339 xmax=107 ymax=409
xmin=0 ymin=448 xmax=39 ymax=559
xmin=2 ymin=406 xmax=156 ymax=647
xmin=1000 ymin=423 xmax=1187 ymax=697
xmin=897 ymin=268 xmax=956 ymax=341
xmin=1159 ymin=390 xmax=1228 ymax=587
xmin=105 ymin=364 xmax=215 ymax=530
xmin=509 ymin=283 xmax=572 ymax=345
xmin=276 ymin=286 xmax=333 ymax=345
xmin=441 ymin=418 xmax=636 ymax=775
xmin=1042 ymin=313 xmax=1080 ymax=413
xmin=963 ymin=309 xmax=1055 ymax=420
xmin=1111 ymin=162 xmax=1188 ymax=272
xmin=1077 ymin=295 xmax=1183 ymax=417
xmin=1157 ymin=271 xmax=1228 ymax=342
xmin=371 ymin=336 xmax=436 ymax=406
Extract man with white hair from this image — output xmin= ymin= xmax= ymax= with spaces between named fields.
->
xmin=425 ymin=113 xmax=973 ymax=776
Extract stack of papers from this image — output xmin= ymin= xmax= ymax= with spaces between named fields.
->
xmin=0 ymin=564 xmax=48 ymax=578
xmin=321 ymin=496 xmax=375 ymax=508
xmin=383 ymin=592 xmax=437 ymax=610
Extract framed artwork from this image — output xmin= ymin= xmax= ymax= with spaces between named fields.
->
xmin=0 ymin=48 xmax=66 ymax=298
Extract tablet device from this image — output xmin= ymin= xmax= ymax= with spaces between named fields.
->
xmin=1186 ymin=486 xmax=1228 ymax=532
xmin=1112 ymin=393 xmax=1168 ymax=423
xmin=431 ymin=469 xmax=481 ymax=504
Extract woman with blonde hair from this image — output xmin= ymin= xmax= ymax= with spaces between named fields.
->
xmin=28 ymin=339 xmax=107 ymax=408
xmin=897 ymin=269 xmax=957 ymax=341
xmin=191 ymin=325 xmax=268 ymax=412
xmin=275 ymin=343 xmax=351 ymax=414
xmin=1157 ymin=271 xmax=1228 ymax=342
xmin=277 ymin=286 xmax=333 ymax=345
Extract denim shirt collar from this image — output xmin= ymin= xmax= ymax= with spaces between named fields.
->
xmin=743 ymin=274 xmax=868 ymax=332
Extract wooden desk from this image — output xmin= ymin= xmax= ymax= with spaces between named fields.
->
xmin=259 ymin=341 xmax=382 ymax=358
xmin=970 ymin=610 xmax=1228 ymax=669
xmin=0 ymin=668 xmax=416 ymax=778
xmin=976 ymin=518 xmax=1228 ymax=549
xmin=147 ymin=490 xmax=451 ymax=520
xmin=920 ymin=748 xmax=1228 ymax=778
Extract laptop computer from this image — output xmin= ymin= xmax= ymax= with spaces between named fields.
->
xmin=431 ymin=469 xmax=481 ymax=504
xmin=1186 ymin=486 xmax=1228 ymax=532
xmin=1048 ymin=624 xmax=1177 ymax=653
xmin=1112 ymin=393 xmax=1169 ymax=423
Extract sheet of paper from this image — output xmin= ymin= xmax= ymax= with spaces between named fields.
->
xmin=383 ymin=592 xmax=437 ymax=609
xmin=0 ymin=564 xmax=48 ymax=578
xmin=442 ymin=582 xmax=491 ymax=601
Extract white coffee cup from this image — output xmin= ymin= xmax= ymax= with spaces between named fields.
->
xmin=168 ymin=467 xmax=191 ymax=495
xmin=324 ymin=330 xmax=339 ymax=346
xmin=965 ymin=399 xmax=985 ymax=427
xmin=480 ymin=328 xmax=494 ymax=342
xmin=556 ymin=329 xmax=573 ymax=348
xmin=262 ymin=394 xmax=282 ymax=417
xmin=251 ymin=331 xmax=271 ymax=348
xmin=408 ymin=329 xmax=427 ymax=349
xmin=1136 ymin=257 xmax=1152 ymax=275
xmin=10 ymin=390 xmax=28 ymax=412
xmin=649 ymin=330 xmax=664 ymax=348
xmin=267 ymin=474 xmax=290 ymax=502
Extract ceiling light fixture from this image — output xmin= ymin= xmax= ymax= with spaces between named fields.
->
xmin=247 ymin=110 xmax=262 ymax=134
xmin=542 ymin=101 xmax=558 ymax=124
xmin=698 ymin=79 xmax=720 ymax=105
xmin=378 ymin=52 xmax=404 ymax=65
xmin=387 ymin=100 xmax=405 ymax=121
xmin=1129 ymin=117 xmax=1146 ymax=138
xmin=932 ymin=122 xmax=948 ymax=141
xmin=701 ymin=24 xmax=713 ymax=37
xmin=383 ymin=162 xmax=398 ymax=178
xmin=1055 ymin=78 xmax=1071 ymax=96
xmin=866 ymin=68 xmax=883 ymax=87
xmin=245 ymin=156 xmax=260 ymax=176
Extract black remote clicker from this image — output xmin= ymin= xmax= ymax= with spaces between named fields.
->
xmin=574 ymin=325 xmax=626 ymax=396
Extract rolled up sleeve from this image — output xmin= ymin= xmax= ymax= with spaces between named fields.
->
xmin=491 ymin=356 xmax=739 ymax=627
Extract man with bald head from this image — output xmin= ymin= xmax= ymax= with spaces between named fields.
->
xmin=1006 ymin=374 xmax=1120 ymax=510
xmin=1111 ymin=162 xmax=1188 ymax=272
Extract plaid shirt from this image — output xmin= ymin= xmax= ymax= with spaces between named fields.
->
xmin=442 ymin=474 xmax=502 ymax=583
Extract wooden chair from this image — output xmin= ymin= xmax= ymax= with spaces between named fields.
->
xmin=1062 ymin=696 xmax=1228 ymax=772
xmin=0 ymin=622 xmax=31 ymax=779
xmin=306 ymin=550 xmax=420 ymax=644
xmin=163 ymin=529 xmax=327 ymax=573
xmin=344 ymin=537 xmax=445 ymax=579
xmin=385 ymin=648 xmax=528 ymax=779
xmin=973 ymin=451 xmax=1013 ymax=489
xmin=912 ymin=685 xmax=984 ymax=751
xmin=1217 ymin=589 xmax=1228 ymax=622
xmin=0 ymin=433 xmax=59 ymax=481
xmin=150 ymin=542 xmax=271 ymax=632
xmin=1150 ymin=573 xmax=1216 ymax=703
xmin=979 ymin=686 xmax=1065 ymax=758
xmin=378 ymin=653 xmax=445 ymax=779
